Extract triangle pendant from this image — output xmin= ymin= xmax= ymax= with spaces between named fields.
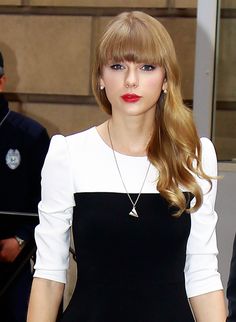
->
xmin=129 ymin=207 xmax=139 ymax=218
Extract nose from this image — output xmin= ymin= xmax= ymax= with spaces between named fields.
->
xmin=124 ymin=66 xmax=139 ymax=89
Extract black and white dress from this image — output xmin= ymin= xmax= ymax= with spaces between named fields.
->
xmin=34 ymin=127 xmax=223 ymax=322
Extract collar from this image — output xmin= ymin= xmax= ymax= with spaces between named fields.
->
xmin=0 ymin=94 xmax=9 ymax=121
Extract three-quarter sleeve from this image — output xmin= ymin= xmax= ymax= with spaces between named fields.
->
xmin=184 ymin=137 xmax=223 ymax=297
xmin=34 ymin=135 xmax=75 ymax=283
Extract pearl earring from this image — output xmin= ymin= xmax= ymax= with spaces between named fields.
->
xmin=163 ymin=89 xmax=167 ymax=94
xmin=100 ymin=85 xmax=104 ymax=90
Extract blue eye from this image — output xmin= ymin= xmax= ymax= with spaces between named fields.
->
xmin=141 ymin=65 xmax=156 ymax=71
xmin=110 ymin=64 xmax=124 ymax=70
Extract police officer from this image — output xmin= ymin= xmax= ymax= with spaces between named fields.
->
xmin=0 ymin=51 xmax=50 ymax=322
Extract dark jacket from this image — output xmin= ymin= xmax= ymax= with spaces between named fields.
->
xmin=0 ymin=94 xmax=50 ymax=241
xmin=227 ymin=235 xmax=236 ymax=322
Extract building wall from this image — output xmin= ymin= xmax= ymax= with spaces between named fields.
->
xmin=0 ymin=0 xmax=198 ymax=137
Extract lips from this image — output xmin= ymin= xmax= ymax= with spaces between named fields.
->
xmin=121 ymin=93 xmax=142 ymax=103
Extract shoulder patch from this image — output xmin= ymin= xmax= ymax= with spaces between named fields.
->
xmin=5 ymin=149 xmax=21 ymax=170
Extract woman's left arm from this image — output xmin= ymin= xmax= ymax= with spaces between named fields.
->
xmin=185 ymin=138 xmax=227 ymax=321
xmin=189 ymin=290 xmax=226 ymax=322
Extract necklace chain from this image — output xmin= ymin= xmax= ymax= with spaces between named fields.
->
xmin=107 ymin=120 xmax=151 ymax=218
xmin=0 ymin=110 xmax=11 ymax=127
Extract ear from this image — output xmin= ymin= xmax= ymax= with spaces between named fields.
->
xmin=162 ymin=78 xmax=167 ymax=92
xmin=100 ymin=78 xmax=105 ymax=89
xmin=0 ymin=75 xmax=6 ymax=92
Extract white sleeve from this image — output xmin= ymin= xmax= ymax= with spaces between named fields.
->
xmin=184 ymin=137 xmax=223 ymax=298
xmin=34 ymin=135 xmax=75 ymax=284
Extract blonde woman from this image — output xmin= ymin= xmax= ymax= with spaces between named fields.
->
xmin=27 ymin=11 xmax=226 ymax=322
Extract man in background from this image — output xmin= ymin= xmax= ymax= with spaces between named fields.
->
xmin=227 ymin=235 xmax=236 ymax=322
xmin=0 ymin=51 xmax=50 ymax=322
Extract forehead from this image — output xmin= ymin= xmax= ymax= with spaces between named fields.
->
xmin=98 ymin=19 xmax=166 ymax=67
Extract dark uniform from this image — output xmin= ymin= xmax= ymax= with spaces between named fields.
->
xmin=227 ymin=235 xmax=236 ymax=322
xmin=0 ymin=93 xmax=50 ymax=322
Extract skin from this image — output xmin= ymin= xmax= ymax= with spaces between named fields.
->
xmin=0 ymin=75 xmax=23 ymax=263
xmin=0 ymin=238 xmax=22 ymax=262
xmin=27 ymin=278 xmax=64 ymax=322
xmin=27 ymin=60 xmax=226 ymax=321
xmin=98 ymin=61 xmax=167 ymax=156
xmin=100 ymin=61 xmax=167 ymax=119
xmin=190 ymin=291 xmax=227 ymax=322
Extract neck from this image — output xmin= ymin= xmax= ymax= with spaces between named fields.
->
xmin=107 ymin=117 xmax=154 ymax=157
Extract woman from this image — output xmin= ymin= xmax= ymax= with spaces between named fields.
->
xmin=27 ymin=11 xmax=226 ymax=322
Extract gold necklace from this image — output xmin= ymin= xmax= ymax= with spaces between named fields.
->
xmin=107 ymin=120 xmax=151 ymax=218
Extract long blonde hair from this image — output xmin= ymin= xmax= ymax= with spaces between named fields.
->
xmin=92 ymin=11 xmax=212 ymax=216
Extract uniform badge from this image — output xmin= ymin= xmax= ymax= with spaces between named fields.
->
xmin=5 ymin=149 xmax=21 ymax=170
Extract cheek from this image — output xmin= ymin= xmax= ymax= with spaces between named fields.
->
xmin=146 ymin=77 xmax=164 ymax=90
xmin=103 ymin=75 xmax=115 ymax=89
xmin=103 ymin=75 xmax=123 ymax=98
xmin=145 ymin=78 xmax=164 ymax=102
xmin=103 ymin=80 xmax=120 ymax=105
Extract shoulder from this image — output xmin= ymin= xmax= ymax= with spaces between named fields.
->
xmin=64 ymin=126 xmax=97 ymax=150
xmin=42 ymin=128 xmax=96 ymax=184
xmin=66 ymin=126 xmax=96 ymax=142
xmin=49 ymin=126 xmax=96 ymax=155
xmin=200 ymin=137 xmax=217 ymax=173
xmin=200 ymin=137 xmax=216 ymax=155
xmin=8 ymin=110 xmax=48 ymax=138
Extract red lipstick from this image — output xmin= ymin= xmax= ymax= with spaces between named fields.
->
xmin=121 ymin=93 xmax=142 ymax=103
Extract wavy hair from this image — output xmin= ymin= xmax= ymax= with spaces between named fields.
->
xmin=92 ymin=11 xmax=212 ymax=216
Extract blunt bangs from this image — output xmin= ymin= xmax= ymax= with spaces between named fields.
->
xmin=98 ymin=14 xmax=167 ymax=67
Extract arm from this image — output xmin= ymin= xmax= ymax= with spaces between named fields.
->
xmin=27 ymin=135 xmax=75 ymax=320
xmin=185 ymin=138 xmax=226 ymax=321
xmin=190 ymin=290 xmax=226 ymax=322
xmin=27 ymin=278 xmax=64 ymax=322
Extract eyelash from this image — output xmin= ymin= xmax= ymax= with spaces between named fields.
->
xmin=110 ymin=64 xmax=156 ymax=71
xmin=141 ymin=65 xmax=156 ymax=71
xmin=110 ymin=64 xmax=124 ymax=70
